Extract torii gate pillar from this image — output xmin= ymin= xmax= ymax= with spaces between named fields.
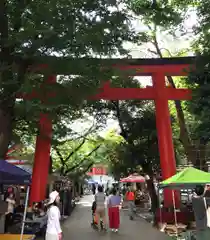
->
xmin=29 ymin=75 xmax=55 ymax=205
xmin=153 ymin=73 xmax=178 ymax=206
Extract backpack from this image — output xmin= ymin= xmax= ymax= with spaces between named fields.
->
xmin=92 ymin=201 xmax=97 ymax=212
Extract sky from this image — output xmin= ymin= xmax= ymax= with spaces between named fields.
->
xmin=71 ymin=9 xmax=198 ymax=136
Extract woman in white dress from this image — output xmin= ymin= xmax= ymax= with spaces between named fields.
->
xmin=45 ymin=191 xmax=62 ymax=240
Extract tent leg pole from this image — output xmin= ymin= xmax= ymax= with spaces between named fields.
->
xmin=172 ymin=190 xmax=178 ymax=239
xmin=158 ymin=188 xmax=165 ymax=232
xmin=158 ymin=188 xmax=162 ymax=224
xmin=20 ymin=186 xmax=30 ymax=240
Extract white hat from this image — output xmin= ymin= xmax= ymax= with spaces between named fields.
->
xmin=48 ymin=191 xmax=59 ymax=205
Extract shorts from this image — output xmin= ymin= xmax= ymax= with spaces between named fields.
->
xmin=96 ymin=206 xmax=105 ymax=218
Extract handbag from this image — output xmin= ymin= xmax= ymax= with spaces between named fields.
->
xmin=58 ymin=232 xmax=62 ymax=240
xmin=204 ymin=197 xmax=210 ymax=228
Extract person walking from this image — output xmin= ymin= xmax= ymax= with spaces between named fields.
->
xmin=105 ymin=187 xmax=110 ymax=196
xmin=192 ymin=185 xmax=210 ymax=240
xmin=5 ymin=192 xmax=16 ymax=233
xmin=95 ymin=185 xmax=106 ymax=230
xmin=125 ymin=187 xmax=135 ymax=220
xmin=46 ymin=191 xmax=62 ymax=240
xmin=92 ymin=184 xmax=96 ymax=195
xmin=107 ymin=188 xmax=121 ymax=232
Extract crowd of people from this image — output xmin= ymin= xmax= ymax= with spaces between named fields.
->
xmin=10 ymin=181 xmax=210 ymax=239
xmin=7 ymin=181 xmax=207 ymax=240
xmin=2 ymin=183 xmax=141 ymax=237
xmin=2 ymin=187 xmax=48 ymax=234
xmin=4 ymin=182 xmax=208 ymax=240
xmin=45 ymin=183 xmax=210 ymax=240
xmin=90 ymin=183 xmax=143 ymax=232
xmin=26 ymin=183 xmax=210 ymax=240
xmin=90 ymin=183 xmax=210 ymax=240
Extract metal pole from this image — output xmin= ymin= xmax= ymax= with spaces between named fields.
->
xmin=158 ymin=187 xmax=162 ymax=225
xmin=172 ymin=190 xmax=178 ymax=239
xmin=20 ymin=186 xmax=30 ymax=240
xmin=62 ymin=188 xmax=65 ymax=217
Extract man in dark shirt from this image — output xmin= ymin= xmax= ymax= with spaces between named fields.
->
xmin=192 ymin=185 xmax=210 ymax=240
xmin=92 ymin=184 xmax=96 ymax=195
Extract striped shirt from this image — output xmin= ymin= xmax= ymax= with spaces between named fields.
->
xmin=95 ymin=192 xmax=106 ymax=208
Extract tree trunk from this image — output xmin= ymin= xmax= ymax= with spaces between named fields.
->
xmin=195 ymin=143 xmax=207 ymax=170
xmin=146 ymin=176 xmax=159 ymax=213
xmin=173 ymin=98 xmax=197 ymax=165
xmin=142 ymin=162 xmax=159 ymax=224
xmin=49 ymin=155 xmax=53 ymax=174
xmin=0 ymin=0 xmax=29 ymax=159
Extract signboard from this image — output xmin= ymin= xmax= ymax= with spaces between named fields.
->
xmin=88 ymin=166 xmax=107 ymax=175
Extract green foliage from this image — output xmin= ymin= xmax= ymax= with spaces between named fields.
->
xmin=6 ymin=145 xmax=34 ymax=163
xmin=113 ymin=108 xmax=159 ymax=179
xmin=129 ymin=0 xmax=186 ymax=27
xmin=4 ymin=0 xmax=210 ymax=174
xmin=85 ymin=76 xmax=160 ymax=178
xmin=0 ymin=0 xmax=135 ymax=156
xmin=184 ymin=0 xmax=210 ymax=143
xmin=185 ymin=72 xmax=210 ymax=142
xmin=52 ymin=135 xmax=105 ymax=176
xmin=127 ymin=0 xmax=192 ymax=47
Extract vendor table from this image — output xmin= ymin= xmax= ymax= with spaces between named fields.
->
xmin=0 ymin=234 xmax=35 ymax=240
xmin=155 ymin=208 xmax=194 ymax=224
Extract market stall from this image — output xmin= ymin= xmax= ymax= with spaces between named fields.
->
xmin=120 ymin=174 xmax=150 ymax=208
xmin=157 ymin=167 xmax=210 ymax=237
xmin=0 ymin=160 xmax=30 ymax=185
xmin=0 ymin=160 xmax=34 ymax=240
xmin=120 ymin=174 xmax=145 ymax=183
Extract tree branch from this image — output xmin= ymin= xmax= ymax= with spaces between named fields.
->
xmin=62 ymin=123 xmax=100 ymax=163
xmin=79 ymin=161 xmax=95 ymax=176
xmin=111 ymin=101 xmax=129 ymax=141
xmin=54 ymin=147 xmax=66 ymax=165
xmin=0 ymin=0 xmax=9 ymax=53
xmin=13 ymin=0 xmax=31 ymax=32
xmin=54 ymin=147 xmax=67 ymax=175
xmin=64 ymin=144 xmax=101 ymax=175
xmin=64 ymin=138 xmax=86 ymax=163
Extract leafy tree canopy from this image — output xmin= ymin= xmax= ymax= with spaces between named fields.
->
xmin=0 ymin=0 xmax=135 ymax=157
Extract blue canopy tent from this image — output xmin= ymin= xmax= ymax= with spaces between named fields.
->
xmin=85 ymin=179 xmax=98 ymax=184
xmin=0 ymin=160 xmax=31 ymax=185
xmin=0 ymin=160 xmax=32 ymax=239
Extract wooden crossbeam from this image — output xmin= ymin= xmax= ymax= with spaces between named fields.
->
xmin=0 ymin=54 xmax=200 ymax=76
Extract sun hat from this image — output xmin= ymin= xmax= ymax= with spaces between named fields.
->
xmin=47 ymin=191 xmax=59 ymax=205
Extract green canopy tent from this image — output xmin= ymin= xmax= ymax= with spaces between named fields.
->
xmin=158 ymin=167 xmax=210 ymax=238
xmin=159 ymin=167 xmax=210 ymax=189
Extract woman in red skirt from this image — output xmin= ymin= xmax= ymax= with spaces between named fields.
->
xmin=107 ymin=189 xmax=121 ymax=232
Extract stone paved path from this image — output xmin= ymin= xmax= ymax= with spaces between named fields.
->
xmin=62 ymin=195 xmax=171 ymax=240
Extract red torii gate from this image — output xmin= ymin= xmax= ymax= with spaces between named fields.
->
xmin=19 ymin=56 xmax=193 ymax=206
